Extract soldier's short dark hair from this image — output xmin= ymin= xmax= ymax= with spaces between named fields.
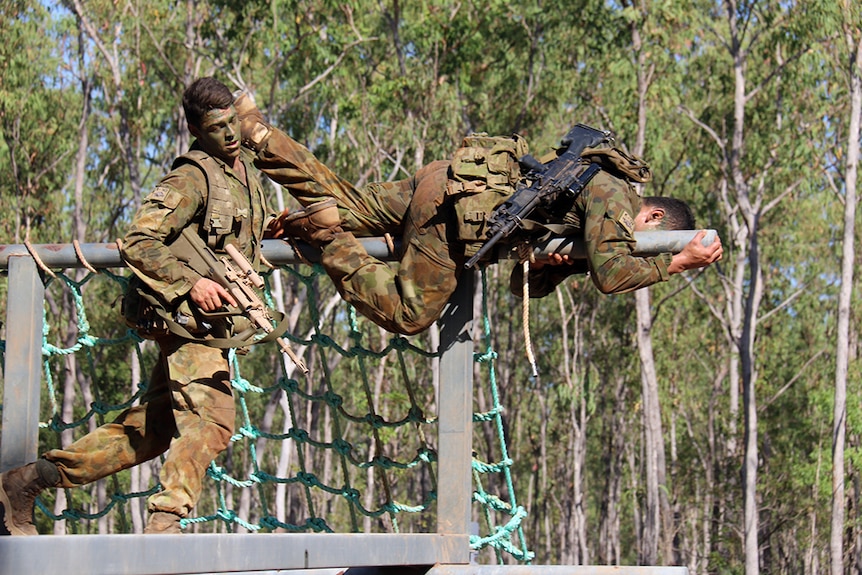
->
xmin=643 ymin=197 xmax=695 ymax=230
xmin=183 ymin=77 xmax=234 ymax=128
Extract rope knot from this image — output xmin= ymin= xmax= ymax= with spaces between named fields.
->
xmin=365 ymin=413 xmax=385 ymax=429
xmin=341 ymin=486 xmax=360 ymax=501
xmin=323 ymin=391 xmax=343 ymax=408
xmin=332 ymin=438 xmax=352 ymax=455
xmin=290 ymin=427 xmax=309 ymax=442
xmin=306 ymin=517 xmax=331 ymax=532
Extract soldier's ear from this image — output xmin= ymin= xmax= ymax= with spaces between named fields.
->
xmin=647 ymin=207 xmax=666 ymax=223
xmin=188 ymin=122 xmax=201 ymax=139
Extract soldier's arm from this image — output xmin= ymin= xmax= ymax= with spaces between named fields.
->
xmin=121 ymin=167 xmax=207 ymax=303
xmin=582 ymin=172 xmax=671 ymax=294
xmin=667 ymin=230 xmax=723 ymax=273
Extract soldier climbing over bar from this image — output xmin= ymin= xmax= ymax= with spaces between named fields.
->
xmin=235 ymin=91 xmax=723 ymax=335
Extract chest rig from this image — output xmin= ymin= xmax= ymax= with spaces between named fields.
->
xmin=172 ymin=150 xmax=258 ymax=251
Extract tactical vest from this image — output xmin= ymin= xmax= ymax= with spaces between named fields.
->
xmin=123 ymin=150 xmax=263 ymax=342
xmin=446 ymin=133 xmax=530 ymax=259
xmin=171 ymin=150 xmax=261 ymax=253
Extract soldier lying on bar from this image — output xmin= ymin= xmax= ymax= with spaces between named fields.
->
xmin=238 ymin=92 xmax=723 ymax=335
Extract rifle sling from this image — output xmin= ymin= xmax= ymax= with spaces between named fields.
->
xmin=141 ymin=289 xmax=293 ymax=350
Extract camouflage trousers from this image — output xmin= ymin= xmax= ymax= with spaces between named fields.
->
xmin=254 ymin=129 xmax=463 ymax=335
xmin=43 ymin=335 xmax=234 ymax=517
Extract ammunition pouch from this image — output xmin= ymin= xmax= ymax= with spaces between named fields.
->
xmin=446 ymin=133 xmax=530 ymax=261
xmin=121 ymin=275 xmax=170 ymax=339
xmin=121 ymin=275 xmax=256 ymax=346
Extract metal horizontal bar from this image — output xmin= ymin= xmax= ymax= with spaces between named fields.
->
xmin=523 ymin=230 xmax=717 ymax=260
xmin=426 ymin=567 xmax=690 ymax=575
xmin=0 ymin=230 xmax=715 ymax=271
xmin=0 ymin=532 xmax=469 ymax=575
xmin=0 ymin=239 xmax=359 ymax=270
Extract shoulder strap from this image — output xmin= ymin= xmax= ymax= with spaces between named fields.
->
xmin=172 ymin=151 xmax=234 ymax=249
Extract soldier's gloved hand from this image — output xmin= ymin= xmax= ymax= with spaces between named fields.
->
xmin=190 ymin=277 xmax=238 ymax=312
xmin=233 ymin=90 xmax=272 ymax=151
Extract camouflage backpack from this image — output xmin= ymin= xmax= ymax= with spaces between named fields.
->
xmin=446 ymin=133 xmax=530 ymax=260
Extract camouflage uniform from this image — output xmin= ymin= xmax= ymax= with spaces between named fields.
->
xmin=510 ymin=169 xmax=672 ymax=298
xmin=44 ymin=143 xmax=273 ymax=518
xmin=251 ymin=128 xmax=671 ymax=334
xmin=253 ymin=129 xmax=459 ymax=335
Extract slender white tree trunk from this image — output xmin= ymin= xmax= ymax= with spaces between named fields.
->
xmin=629 ymin=6 xmax=671 ymax=562
xmin=832 ymin=21 xmax=862 ymax=575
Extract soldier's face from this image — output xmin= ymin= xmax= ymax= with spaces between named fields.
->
xmin=191 ymin=107 xmax=241 ymax=163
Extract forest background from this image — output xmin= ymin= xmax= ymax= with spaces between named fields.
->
xmin=1 ymin=1 xmax=861 ymax=574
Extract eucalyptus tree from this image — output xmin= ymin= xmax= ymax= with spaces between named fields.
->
xmin=677 ymin=1 xmax=833 ymax=572
xmin=821 ymin=2 xmax=862 ymax=574
xmin=0 ymin=1 xmax=78 ymax=244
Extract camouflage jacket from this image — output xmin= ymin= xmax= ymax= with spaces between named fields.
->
xmin=122 ymin=143 xmax=274 ymax=304
xmin=510 ymin=169 xmax=672 ymax=298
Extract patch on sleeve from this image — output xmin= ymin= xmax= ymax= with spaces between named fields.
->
xmin=146 ymin=185 xmax=182 ymax=209
xmin=619 ymin=210 xmax=635 ymax=234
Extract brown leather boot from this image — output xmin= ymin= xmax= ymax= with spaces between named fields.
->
xmin=144 ymin=510 xmax=183 ymax=534
xmin=282 ymin=198 xmax=343 ymax=247
xmin=233 ymin=90 xmax=272 ymax=151
xmin=0 ymin=459 xmax=60 ymax=536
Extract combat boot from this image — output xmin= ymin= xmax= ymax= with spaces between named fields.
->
xmin=282 ymin=198 xmax=344 ymax=248
xmin=144 ymin=510 xmax=183 ymax=534
xmin=0 ymin=459 xmax=60 ymax=536
xmin=233 ymin=90 xmax=272 ymax=152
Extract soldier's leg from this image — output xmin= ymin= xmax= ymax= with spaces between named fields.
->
xmin=146 ymin=339 xmax=234 ymax=518
xmin=43 ymin=353 xmax=176 ymax=487
xmin=319 ymin=160 xmax=462 ymax=335
xmin=252 ymin=127 xmax=413 ymax=236
xmin=234 ymin=93 xmax=412 ymax=235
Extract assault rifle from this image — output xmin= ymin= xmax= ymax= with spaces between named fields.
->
xmin=179 ymin=228 xmax=308 ymax=374
xmin=464 ymin=123 xmax=612 ymax=269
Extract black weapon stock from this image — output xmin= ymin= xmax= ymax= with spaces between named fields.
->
xmin=464 ymin=123 xmax=611 ymax=269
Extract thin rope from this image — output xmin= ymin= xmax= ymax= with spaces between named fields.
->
xmin=520 ymin=254 xmax=539 ymax=379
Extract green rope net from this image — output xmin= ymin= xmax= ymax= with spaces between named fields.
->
xmin=0 ymin=261 xmax=533 ymax=563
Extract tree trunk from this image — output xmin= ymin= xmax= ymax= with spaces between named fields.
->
xmin=555 ymin=288 xmax=590 ymax=564
xmin=628 ymin=4 xmax=672 ymax=562
xmin=128 ymin=348 xmax=145 ymax=533
xmin=636 ymin=291 xmax=667 ymax=565
xmin=832 ymin=20 xmax=862 ymax=575
xmin=599 ymin=374 xmax=629 ymax=565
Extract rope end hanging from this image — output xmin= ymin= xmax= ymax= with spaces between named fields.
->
xmin=519 ymin=251 xmax=539 ymax=379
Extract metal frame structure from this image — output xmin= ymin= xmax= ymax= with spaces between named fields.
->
xmin=0 ymin=239 xmax=473 ymax=575
xmin=0 ymin=234 xmax=703 ymax=575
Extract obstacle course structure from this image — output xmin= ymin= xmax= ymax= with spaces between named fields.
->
xmin=0 ymin=233 xmax=705 ymax=574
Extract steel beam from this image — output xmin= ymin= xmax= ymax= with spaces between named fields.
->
xmin=0 ymin=533 xmax=467 ymax=575
xmin=426 ymin=567 xmax=690 ymax=575
xmin=436 ymin=273 xmax=475 ymax=542
xmin=1 ymin=256 xmax=45 ymax=472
